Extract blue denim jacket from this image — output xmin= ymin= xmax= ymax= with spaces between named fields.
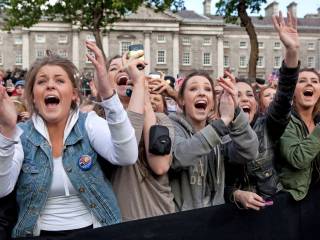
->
xmin=12 ymin=112 xmax=121 ymax=238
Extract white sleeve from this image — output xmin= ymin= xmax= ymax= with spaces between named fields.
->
xmin=86 ymin=93 xmax=138 ymax=165
xmin=0 ymin=127 xmax=24 ymax=197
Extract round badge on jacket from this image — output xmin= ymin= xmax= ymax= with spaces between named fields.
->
xmin=78 ymin=155 xmax=93 ymax=171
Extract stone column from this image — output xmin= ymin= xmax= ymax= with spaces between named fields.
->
xmin=72 ymin=27 xmax=80 ymax=69
xmin=144 ymin=31 xmax=151 ymax=74
xmin=102 ymin=32 xmax=109 ymax=58
xmin=172 ymin=32 xmax=179 ymax=78
xmin=217 ymin=34 xmax=224 ymax=77
xmin=22 ymin=31 xmax=29 ymax=69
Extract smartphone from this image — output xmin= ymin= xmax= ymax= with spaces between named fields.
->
xmin=149 ymin=72 xmax=161 ymax=79
xmin=128 ymin=44 xmax=144 ymax=61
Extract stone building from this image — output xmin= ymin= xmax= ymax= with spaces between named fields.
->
xmin=0 ymin=1 xmax=319 ymax=80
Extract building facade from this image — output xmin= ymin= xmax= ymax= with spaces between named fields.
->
xmin=0 ymin=1 xmax=319 ymax=80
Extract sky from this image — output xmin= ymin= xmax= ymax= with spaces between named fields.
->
xmin=184 ymin=0 xmax=320 ymax=18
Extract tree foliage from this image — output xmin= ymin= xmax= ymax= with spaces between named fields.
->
xmin=1 ymin=0 xmax=185 ymax=57
xmin=216 ymin=0 xmax=267 ymax=81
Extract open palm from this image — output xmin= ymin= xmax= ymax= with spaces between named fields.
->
xmin=0 ymin=85 xmax=17 ymax=138
xmin=272 ymin=11 xmax=299 ymax=50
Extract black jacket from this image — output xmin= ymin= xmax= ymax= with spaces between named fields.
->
xmin=225 ymin=61 xmax=300 ymax=201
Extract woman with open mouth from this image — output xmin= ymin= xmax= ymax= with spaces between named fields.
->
xmin=168 ymin=71 xmax=258 ymax=211
xmin=0 ymin=41 xmax=138 ymax=238
xmin=225 ymin=10 xmax=301 ymax=210
xmin=279 ymin=68 xmax=320 ymax=201
xmin=102 ymin=53 xmax=176 ymax=221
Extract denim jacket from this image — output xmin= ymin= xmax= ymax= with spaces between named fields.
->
xmin=12 ymin=112 xmax=120 ymax=238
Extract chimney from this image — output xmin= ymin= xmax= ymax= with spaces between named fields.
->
xmin=287 ymin=2 xmax=297 ymax=18
xmin=203 ymin=0 xmax=211 ymax=16
xmin=265 ymin=1 xmax=279 ymax=17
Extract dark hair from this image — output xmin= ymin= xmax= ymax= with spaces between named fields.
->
xmin=25 ymin=55 xmax=80 ymax=114
xmin=296 ymin=68 xmax=320 ymax=118
xmin=178 ymin=71 xmax=216 ymax=114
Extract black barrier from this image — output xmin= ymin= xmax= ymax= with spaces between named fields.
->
xmin=16 ymin=185 xmax=320 ymax=240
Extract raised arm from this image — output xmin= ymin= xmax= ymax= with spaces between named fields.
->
xmin=86 ymin=42 xmax=138 ymax=165
xmin=267 ymin=11 xmax=300 ymax=140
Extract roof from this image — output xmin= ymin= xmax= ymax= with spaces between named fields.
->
xmin=176 ymin=10 xmax=207 ymax=20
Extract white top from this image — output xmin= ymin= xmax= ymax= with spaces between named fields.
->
xmin=38 ymin=156 xmax=92 ymax=232
xmin=0 ymin=94 xmax=138 ymax=233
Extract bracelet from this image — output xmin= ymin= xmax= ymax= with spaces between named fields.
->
xmin=101 ymin=89 xmax=116 ymax=101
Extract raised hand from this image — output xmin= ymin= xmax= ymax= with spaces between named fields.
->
xmin=0 ymin=85 xmax=17 ymax=138
xmin=149 ymin=78 xmax=177 ymax=100
xmin=272 ymin=11 xmax=299 ymax=50
xmin=218 ymin=71 xmax=238 ymax=107
xmin=272 ymin=11 xmax=299 ymax=68
xmin=86 ymin=41 xmax=114 ymax=99
xmin=219 ymin=91 xmax=234 ymax=126
xmin=121 ymin=51 xmax=147 ymax=86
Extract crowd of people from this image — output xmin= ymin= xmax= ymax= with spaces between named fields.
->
xmin=0 ymin=10 xmax=319 ymax=239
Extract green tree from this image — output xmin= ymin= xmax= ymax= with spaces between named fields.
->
xmin=1 ymin=0 xmax=185 ymax=58
xmin=216 ymin=0 xmax=267 ymax=81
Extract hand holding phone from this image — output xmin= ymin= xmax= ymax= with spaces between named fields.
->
xmin=128 ymin=44 xmax=145 ymax=70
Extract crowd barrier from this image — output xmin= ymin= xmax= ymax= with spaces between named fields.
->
xmin=17 ymin=185 xmax=320 ymax=240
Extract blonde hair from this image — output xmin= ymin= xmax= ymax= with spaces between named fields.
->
xmin=25 ymin=55 xmax=80 ymax=114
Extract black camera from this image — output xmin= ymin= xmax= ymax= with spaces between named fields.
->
xmin=149 ymin=125 xmax=171 ymax=155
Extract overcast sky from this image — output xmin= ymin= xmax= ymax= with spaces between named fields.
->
xmin=184 ymin=0 xmax=320 ymax=18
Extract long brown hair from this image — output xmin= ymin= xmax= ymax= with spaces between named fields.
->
xmin=178 ymin=71 xmax=216 ymax=114
xmin=25 ymin=55 xmax=80 ymax=114
xmin=294 ymin=68 xmax=320 ymax=118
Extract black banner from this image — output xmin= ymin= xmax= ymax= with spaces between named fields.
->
xmin=14 ymin=185 xmax=320 ymax=240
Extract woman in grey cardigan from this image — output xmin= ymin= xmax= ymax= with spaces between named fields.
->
xmin=169 ymin=71 xmax=258 ymax=211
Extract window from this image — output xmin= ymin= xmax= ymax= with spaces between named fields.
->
xmin=36 ymin=49 xmax=45 ymax=59
xmin=0 ymin=36 xmax=3 ymax=45
xmin=58 ymin=34 xmax=68 ymax=44
xmin=239 ymin=56 xmax=247 ymax=68
xmin=224 ymin=56 xmax=229 ymax=67
xmin=157 ymin=34 xmax=166 ymax=43
xmin=157 ymin=50 xmax=166 ymax=64
xmin=35 ymin=34 xmax=46 ymax=43
xmin=182 ymin=36 xmax=191 ymax=45
xmin=86 ymin=34 xmax=95 ymax=42
xmin=257 ymin=56 xmax=264 ymax=68
xmin=307 ymin=56 xmax=315 ymax=68
xmin=120 ymin=41 xmax=131 ymax=55
xmin=0 ymin=52 xmax=3 ymax=65
xmin=239 ymin=41 xmax=247 ymax=48
xmin=14 ymin=35 xmax=22 ymax=45
xmin=203 ymin=52 xmax=211 ymax=66
xmin=274 ymin=56 xmax=281 ymax=68
xmin=15 ymin=51 xmax=22 ymax=65
xmin=182 ymin=52 xmax=191 ymax=65
xmin=307 ymin=42 xmax=315 ymax=50
xmin=274 ymin=41 xmax=281 ymax=49
xmin=203 ymin=37 xmax=211 ymax=45
xmin=58 ymin=49 xmax=68 ymax=58
xmin=258 ymin=42 xmax=264 ymax=48
xmin=257 ymin=74 xmax=265 ymax=79
xmin=223 ymin=41 xmax=229 ymax=48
